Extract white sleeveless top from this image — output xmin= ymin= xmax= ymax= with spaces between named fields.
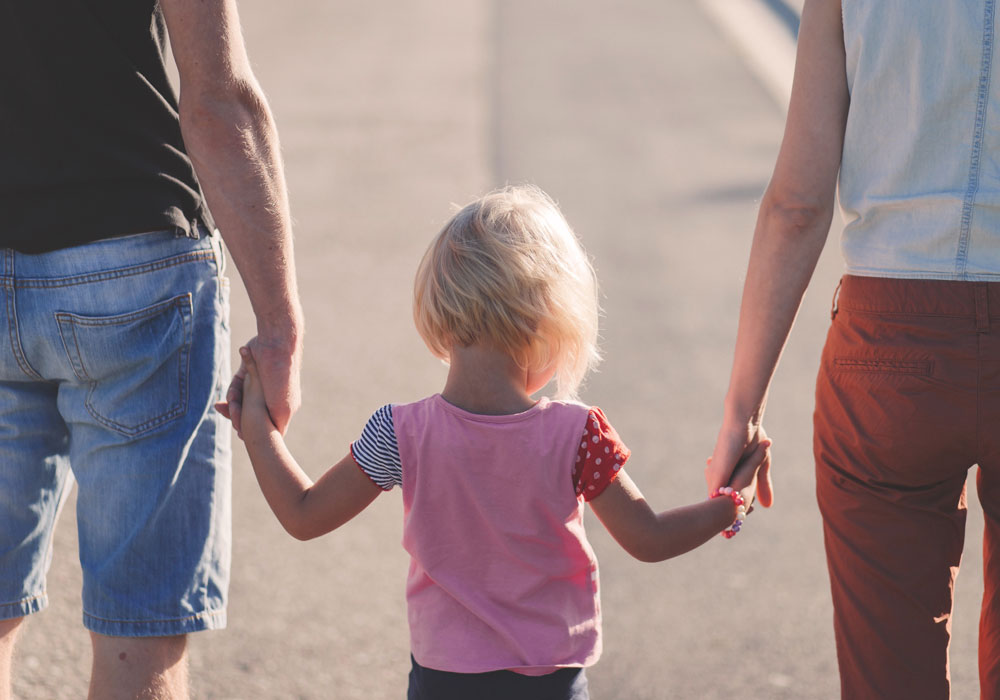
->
xmin=839 ymin=0 xmax=1000 ymax=280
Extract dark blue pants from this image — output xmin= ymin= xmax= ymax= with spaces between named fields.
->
xmin=407 ymin=656 xmax=589 ymax=700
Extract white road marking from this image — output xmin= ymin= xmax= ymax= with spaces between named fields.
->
xmin=699 ymin=0 xmax=799 ymax=110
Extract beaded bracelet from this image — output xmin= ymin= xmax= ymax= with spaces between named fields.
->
xmin=710 ymin=487 xmax=747 ymax=539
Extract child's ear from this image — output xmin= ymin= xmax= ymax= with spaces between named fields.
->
xmin=437 ymin=338 xmax=454 ymax=366
xmin=438 ymin=346 xmax=452 ymax=367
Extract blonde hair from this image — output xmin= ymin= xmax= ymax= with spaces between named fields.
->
xmin=414 ymin=185 xmax=600 ymax=399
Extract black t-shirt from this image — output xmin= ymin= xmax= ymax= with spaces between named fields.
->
xmin=0 ymin=1 xmax=214 ymax=253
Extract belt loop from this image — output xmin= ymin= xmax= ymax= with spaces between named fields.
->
xmin=975 ymin=284 xmax=989 ymax=333
xmin=175 ymin=219 xmax=201 ymax=240
xmin=830 ymin=277 xmax=843 ymax=320
xmin=3 ymin=248 xmax=13 ymax=283
xmin=210 ymin=229 xmax=227 ymax=277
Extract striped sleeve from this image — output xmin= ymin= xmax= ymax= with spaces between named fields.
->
xmin=350 ymin=404 xmax=402 ymax=490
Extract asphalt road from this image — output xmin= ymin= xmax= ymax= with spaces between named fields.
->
xmin=11 ymin=1 xmax=986 ymax=698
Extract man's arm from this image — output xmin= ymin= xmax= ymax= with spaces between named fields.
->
xmin=160 ymin=0 xmax=303 ymax=434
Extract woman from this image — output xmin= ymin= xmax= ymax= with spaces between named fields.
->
xmin=706 ymin=0 xmax=1000 ymax=697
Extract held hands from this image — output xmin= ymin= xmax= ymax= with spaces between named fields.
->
xmin=705 ymin=436 xmax=769 ymax=538
xmin=216 ymin=334 xmax=302 ymax=437
xmin=223 ymin=346 xmax=279 ymax=440
xmin=706 ymin=421 xmax=774 ymax=508
xmin=719 ymin=434 xmax=772 ymax=510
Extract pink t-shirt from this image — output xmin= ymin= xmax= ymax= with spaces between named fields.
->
xmin=351 ymin=395 xmax=630 ymax=675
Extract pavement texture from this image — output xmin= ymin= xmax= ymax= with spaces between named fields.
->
xmin=10 ymin=1 xmax=986 ymax=698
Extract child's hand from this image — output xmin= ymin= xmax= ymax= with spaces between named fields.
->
xmin=236 ymin=346 xmax=278 ymax=439
xmin=214 ymin=360 xmax=248 ymax=432
xmin=724 ymin=431 xmax=772 ymax=510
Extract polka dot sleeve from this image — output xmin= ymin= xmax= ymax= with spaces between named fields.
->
xmin=573 ymin=407 xmax=630 ymax=501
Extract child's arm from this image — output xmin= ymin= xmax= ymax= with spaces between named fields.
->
xmin=236 ymin=347 xmax=382 ymax=541
xmin=589 ymin=440 xmax=769 ymax=562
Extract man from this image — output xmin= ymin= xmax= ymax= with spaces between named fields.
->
xmin=0 ymin=0 xmax=302 ymax=697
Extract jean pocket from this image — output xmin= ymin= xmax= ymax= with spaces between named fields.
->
xmin=832 ymin=357 xmax=933 ymax=375
xmin=56 ymin=294 xmax=193 ymax=437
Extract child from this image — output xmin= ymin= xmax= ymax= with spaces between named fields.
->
xmin=229 ymin=185 xmax=769 ymax=700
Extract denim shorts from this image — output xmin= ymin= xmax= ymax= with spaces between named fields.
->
xmin=0 ymin=229 xmax=231 ymax=637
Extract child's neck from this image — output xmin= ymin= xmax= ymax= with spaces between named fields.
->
xmin=441 ymin=343 xmax=537 ymax=416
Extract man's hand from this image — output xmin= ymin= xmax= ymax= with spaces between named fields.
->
xmin=217 ymin=334 xmax=301 ymax=436
xmin=235 ymin=346 xmax=279 ymax=438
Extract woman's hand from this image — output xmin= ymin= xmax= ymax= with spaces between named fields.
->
xmin=706 ymin=421 xmax=773 ymax=507
xmin=725 ymin=430 xmax=772 ymax=509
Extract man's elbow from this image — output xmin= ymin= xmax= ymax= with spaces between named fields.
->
xmin=178 ymin=78 xmax=273 ymax=145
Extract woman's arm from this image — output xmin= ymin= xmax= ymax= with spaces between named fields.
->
xmin=705 ymin=0 xmax=850 ymax=503
xmin=237 ymin=348 xmax=382 ymax=541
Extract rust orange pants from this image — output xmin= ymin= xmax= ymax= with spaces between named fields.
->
xmin=814 ymin=275 xmax=1000 ymax=700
